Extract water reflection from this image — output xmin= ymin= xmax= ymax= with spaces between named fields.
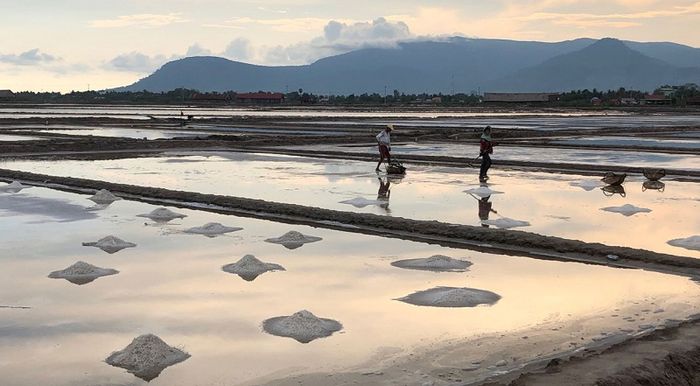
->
xmin=642 ymin=180 xmax=666 ymax=192
xmin=377 ymin=176 xmax=391 ymax=212
xmin=601 ymin=185 xmax=626 ymax=197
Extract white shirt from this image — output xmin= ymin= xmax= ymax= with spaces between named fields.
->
xmin=376 ymin=130 xmax=391 ymax=146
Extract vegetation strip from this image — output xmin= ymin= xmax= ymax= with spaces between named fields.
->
xmin=1 ymin=168 xmax=699 ymax=274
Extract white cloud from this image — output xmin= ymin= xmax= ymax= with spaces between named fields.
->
xmin=185 ymin=43 xmax=212 ymax=57
xmin=223 ymin=38 xmax=252 ymax=61
xmin=262 ymin=17 xmax=413 ymax=65
xmin=0 ymin=49 xmax=58 ymax=65
xmin=90 ymin=13 xmax=187 ymax=28
xmin=105 ymin=52 xmax=174 ymax=73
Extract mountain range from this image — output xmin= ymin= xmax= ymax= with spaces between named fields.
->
xmin=116 ymin=37 xmax=700 ymax=94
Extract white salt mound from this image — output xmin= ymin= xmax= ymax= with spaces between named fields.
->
xmin=265 ymin=231 xmax=322 ymax=250
xmin=105 ymin=334 xmax=190 ymax=382
xmin=82 ymin=235 xmax=137 ymax=254
xmin=48 ymin=261 xmax=118 ymax=285
xmin=222 ymin=254 xmax=285 ymax=281
xmin=463 ymin=186 xmax=504 ymax=198
xmin=667 ymin=235 xmax=700 ymax=251
xmin=570 ymin=180 xmax=602 ymax=191
xmin=601 ymin=204 xmax=652 ymax=216
xmin=137 ymin=207 xmax=187 ymax=222
xmin=481 ymin=217 xmax=530 ymax=229
xmin=398 ymin=286 xmax=501 ymax=308
xmin=0 ymin=181 xmax=28 ymax=193
xmin=339 ymin=197 xmax=382 ymax=208
xmin=262 ymin=310 xmax=343 ymax=343
xmin=88 ymin=189 xmax=121 ymax=204
xmin=184 ymin=222 xmax=242 ymax=236
xmin=391 ymin=255 xmax=472 ymax=272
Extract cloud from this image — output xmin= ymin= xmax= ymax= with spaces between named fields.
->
xmin=0 ymin=49 xmax=58 ymax=65
xmin=262 ymin=17 xmax=413 ymax=65
xmin=90 ymin=13 xmax=187 ymax=28
xmin=106 ymin=52 xmax=174 ymax=73
xmin=185 ymin=43 xmax=212 ymax=57
xmin=223 ymin=38 xmax=252 ymax=61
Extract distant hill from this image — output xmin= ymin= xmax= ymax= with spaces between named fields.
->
xmin=116 ymin=37 xmax=700 ymax=94
xmin=490 ymin=38 xmax=700 ymax=92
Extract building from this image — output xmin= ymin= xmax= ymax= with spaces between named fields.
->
xmin=0 ymin=89 xmax=15 ymax=99
xmin=235 ymin=92 xmax=285 ymax=104
xmin=590 ymin=97 xmax=602 ymax=106
xmin=641 ymin=94 xmax=672 ymax=105
xmin=191 ymin=93 xmax=230 ymax=103
xmin=686 ymin=96 xmax=700 ymax=106
xmin=482 ymin=92 xmax=559 ymax=103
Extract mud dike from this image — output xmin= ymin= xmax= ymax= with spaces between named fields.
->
xmin=2 ymin=168 xmax=700 ymax=277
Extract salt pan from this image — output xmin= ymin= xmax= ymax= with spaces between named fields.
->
xmin=105 ymin=334 xmax=190 ymax=382
xmin=667 ymin=235 xmax=700 ymax=251
xmin=391 ymin=255 xmax=472 ymax=272
xmin=82 ymin=235 xmax=136 ymax=254
xmin=397 ymin=286 xmax=501 ymax=308
xmin=222 ymin=255 xmax=285 ymax=281
xmin=339 ymin=197 xmax=382 ymax=208
xmin=481 ymin=217 xmax=530 ymax=229
xmin=262 ymin=310 xmax=343 ymax=343
xmin=48 ymin=261 xmax=118 ymax=285
xmin=463 ymin=186 xmax=504 ymax=198
xmin=265 ymin=231 xmax=322 ymax=250
xmin=184 ymin=222 xmax=242 ymax=236
xmin=88 ymin=189 xmax=121 ymax=205
xmin=0 ymin=181 xmax=28 ymax=193
xmin=601 ymin=204 xmax=652 ymax=216
xmin=137 ymin=207 xmax=187 ymax=222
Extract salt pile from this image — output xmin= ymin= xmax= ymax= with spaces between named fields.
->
xmin=570 ymin=180 xmax=602 ymax=191
xmin=88 ymin=189 xmax=121 ymax=204
xmin=397 ymin=286 xmax=501 ymax=308
xmin=222 ymin=254 xmax=285 ymax=281
xmin=82 ymin=235 xmax=137 ymax=254
xmin=137 ymin=207 xmax=187 ymax=222
xmin=391 ymin=255 xmax=472 ymax=272
xmin=265 ymin=231 xmax=322 ymax=250
xmin=262 ymin=310 xmax=343 ymax=343
xmin=0 ymin=181 xmax=28 ymax=193
xmin=48 ymin=261 xmax=119 ymax=285
xmin=184 ymin=222 xmax=243 ymax=236
xmin=463 ymin=186 xmax=503 ymax=198
xmin=667 ymin=235 xmax=700 ymax=251
xmin=601 ymin=204 xmax=652 ymax=216
xmin=339 ymin=197 xmax=382 ymax=208
xmin=481 ymin=217 xmax=530 ymax=229
xmin=105 ymin=334 xmax=190 ymax=382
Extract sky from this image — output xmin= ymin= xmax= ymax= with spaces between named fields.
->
xmin=2 ymin=0 xmax=700 ymax=92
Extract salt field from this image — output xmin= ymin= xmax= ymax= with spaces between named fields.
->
xmin=1 ymin=186 xmax=699 ymax=385
xmin=288 ymin=142 xmax=700 ymax=171
xmin=1 ymin=152 xmax=698 ymax=257
xmin=36 ymin=128 xmax=211 ymax=140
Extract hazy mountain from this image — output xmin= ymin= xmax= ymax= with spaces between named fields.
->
xmin=490 ymin=38 xmax=700 ymax=92
xmin=116 ymin=37 xmax=700 ymax=94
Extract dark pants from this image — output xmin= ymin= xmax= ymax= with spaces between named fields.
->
xmin=479 ymin=153 xmax=492 ymax=178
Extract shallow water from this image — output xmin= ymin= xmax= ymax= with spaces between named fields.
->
xmin=0 ymin=105 xmax=622 ymax=119
xmin=1 ymin=152 xmax=698 ymax=257
xmin=1 ymin=187 xmax=699 ymax=385
xmin=295 ymin=114 xmax=700 ymax=130
xmin=551 ymin=136 xmax=700 ymax=150
xmin=290 ymin=142 xmax=700 ymax=171
xmin=0 ymin=134 xmax=45 ymax=141
xmin=36 ymin=128 xmax=211 ymax=140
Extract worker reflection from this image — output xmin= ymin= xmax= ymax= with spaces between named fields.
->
xmin=478 ymin=195 xmax=493 ymax=228
xmin=377 ymin=177 xmax=391 ymax=212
